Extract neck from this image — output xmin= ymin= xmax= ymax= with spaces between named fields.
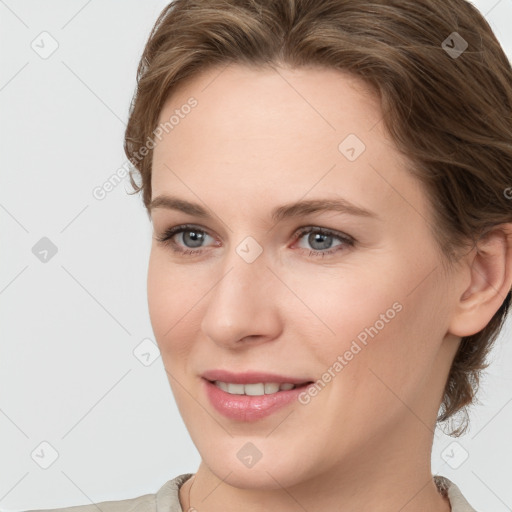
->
xmin=179 ymin=420 xmax=451 ymax=512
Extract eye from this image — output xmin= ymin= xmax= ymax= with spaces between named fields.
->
xmin=154 ymin=224 xmax=355 ymax=257
xmin=293 ymin=226 xmax=355 ymax=256
xmin=154 ymin=224 xmax=215 ymax=254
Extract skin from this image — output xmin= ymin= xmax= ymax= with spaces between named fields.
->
xmin=147 ymin=63 xmax=512 ymax=511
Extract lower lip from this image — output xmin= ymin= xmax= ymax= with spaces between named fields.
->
xmin=203 ymin=378 xmax=312 ymax=421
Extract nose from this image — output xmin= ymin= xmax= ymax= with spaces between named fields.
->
xmin=200 ymin=245 xmax=282 ymax=350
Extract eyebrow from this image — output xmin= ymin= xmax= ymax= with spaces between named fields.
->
xmin=149 ymin=194 xmax=378 ymax=222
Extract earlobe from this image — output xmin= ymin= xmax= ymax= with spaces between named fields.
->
xmin=448 ymin=223 xmax=512 ymax=338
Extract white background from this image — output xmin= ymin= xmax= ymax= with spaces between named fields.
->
xmin=1 ymin=0 xmax=511 ymax=510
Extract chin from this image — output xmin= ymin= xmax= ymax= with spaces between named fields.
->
xmin=213 ymin=459 xmax=309 ymax=491
xmin=194 ymin=434 xmax=316 ymax=490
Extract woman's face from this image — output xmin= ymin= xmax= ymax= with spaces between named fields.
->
xmin=148 ymin=63 xmax=463 ymax=488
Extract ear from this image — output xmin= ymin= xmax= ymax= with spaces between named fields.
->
xmin=448 ymin=223 xmax=512 ymax=338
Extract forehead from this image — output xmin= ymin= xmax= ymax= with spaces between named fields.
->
xmin=151 ymin=63 xmax=426 ymax=224
xmin=155 ymin=63 xmax=382 ymax=150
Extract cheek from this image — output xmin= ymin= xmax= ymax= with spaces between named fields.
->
xmin=292 ymin=266 xmax=404 ymax=356
xmin=147 ymin=253 xmax=202 ymax=410
xmin=147 ymin=249 xmax=198 ymax=354
xmin=304 ymin=265 xmax=445 ymax=401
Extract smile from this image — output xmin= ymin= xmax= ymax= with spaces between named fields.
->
xmin=203 ymin=379 xmax=314 ymax=421
xmin=212 ymin=381 xmax=297 ymax=395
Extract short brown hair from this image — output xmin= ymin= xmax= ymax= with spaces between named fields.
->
xmin=124 ymin=0 xmax=512 ymax=435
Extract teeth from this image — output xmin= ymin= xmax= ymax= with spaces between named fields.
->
xmin=264 ymin=383 xmax=280 ymax=394
xmin=214 ymin=381 xmax=297 ymax=395
xmin=216 ymin=381 xmax=229 ymax=392
xmin=246 ymin=383 xmax=266 ymax=396
xmin=226 ymin=383 xmax=244 ymax=394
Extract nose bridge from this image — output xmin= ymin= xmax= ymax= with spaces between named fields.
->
xmin=200 ymin=237 xmax=280 ymax=346
xmin=216 ymin=233 xmax=270 ymax=300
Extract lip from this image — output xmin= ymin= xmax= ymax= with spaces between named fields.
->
xmin=201 ymin=370 xmax=315 ymax=422
xmin=201 ymin=369 xmax=312 ymax=385
xmin=203 ymin=378 xmax=313 ymax=421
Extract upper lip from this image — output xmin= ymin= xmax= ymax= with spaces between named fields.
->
xmin=202 ymin=369 xmax=313 ymax=385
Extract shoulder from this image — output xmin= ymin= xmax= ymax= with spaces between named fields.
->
xmin=20 ymin=474 xmax=194 ymax=512
xmin=18 ymin=474 xmax=480 ymax=512
xmin=434 ymin=475 xmax=479 ymax=512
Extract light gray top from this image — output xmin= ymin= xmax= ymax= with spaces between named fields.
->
xmin=22 ymin=473 xmax=478 ymax=512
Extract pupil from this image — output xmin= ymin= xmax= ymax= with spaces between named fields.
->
xmin=310 ymin=233 xmax=332 ymax=250
xmin=184 ymin=230 xmax=204 ymax=248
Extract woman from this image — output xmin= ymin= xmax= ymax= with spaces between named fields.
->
xmin=28 ymin=0 xmax=512 ymax=510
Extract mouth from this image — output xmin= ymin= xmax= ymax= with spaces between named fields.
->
xmin=202 ymin=377 xmax=316 ymax=421
xmin=205 ymin=379 xmax=314 ymax=396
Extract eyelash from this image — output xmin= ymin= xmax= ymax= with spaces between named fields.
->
xmin=154 ymin=223 xmax=355 ymax=257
